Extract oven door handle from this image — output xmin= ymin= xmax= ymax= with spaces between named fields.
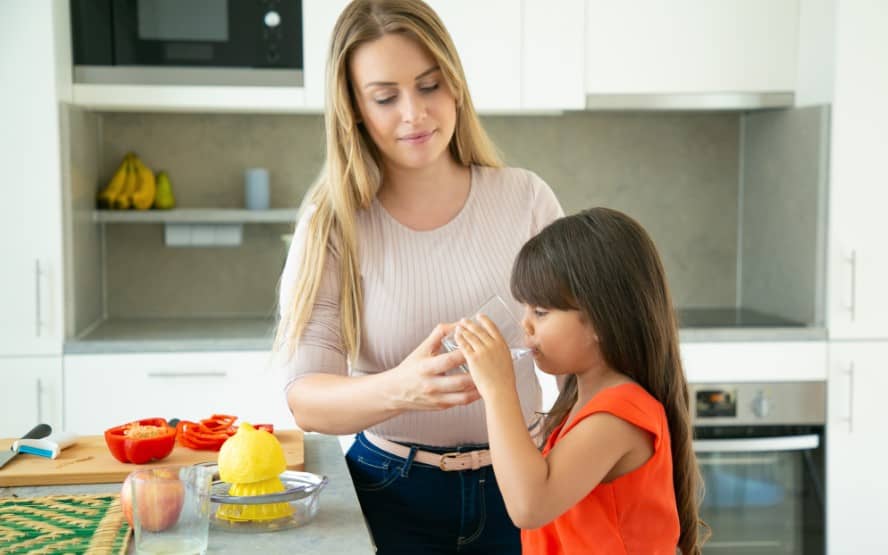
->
xmin=693 ymin=434 xmax=820 ymax=453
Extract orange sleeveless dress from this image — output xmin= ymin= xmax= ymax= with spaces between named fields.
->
xmin=521 ymin=383 xmax=680 ymax=554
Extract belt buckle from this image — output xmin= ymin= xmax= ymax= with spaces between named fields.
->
xmin=438 ymin=451 xmax=463 ymax=471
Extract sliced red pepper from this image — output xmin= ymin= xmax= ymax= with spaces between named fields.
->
xmin=176 ymin=419 xmax=233 ymax=451
xmin=253 ymin=423 xmax=274 ymax=434
xmin=104 ymin=418 xmax=177 ymax=464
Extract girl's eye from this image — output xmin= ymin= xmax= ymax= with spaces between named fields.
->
xmin=533 ymin=308 xmax=548 ymax=318
xmin=374 ymin=95 xmax=396 ymax=105
xmin=418 ymin=82 xmax=439 ymax=93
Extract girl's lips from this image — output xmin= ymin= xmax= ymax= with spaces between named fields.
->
xmin=399 ymin=130 xmax=435 ymax=144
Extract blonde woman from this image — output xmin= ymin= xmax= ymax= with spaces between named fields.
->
xmin=276 ymin=1 xmax=563 ymax=552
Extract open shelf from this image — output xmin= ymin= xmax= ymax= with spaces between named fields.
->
xmin=92 ymin=208 xmax=299 ymax=224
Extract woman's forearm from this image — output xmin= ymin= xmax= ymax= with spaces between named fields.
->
xmin=286 ymin=372 xmax=404 ymax=434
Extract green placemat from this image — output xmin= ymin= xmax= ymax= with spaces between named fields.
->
xmin=0 ymin=494 xmax=130 ymax=555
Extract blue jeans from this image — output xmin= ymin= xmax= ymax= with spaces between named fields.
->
xmin=346 ymin=432 xmax=520 ymax=554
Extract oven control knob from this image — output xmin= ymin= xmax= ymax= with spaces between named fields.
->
xmin=264 ymin=11 xmax=281 ymax=28
xmin=751 ymin=391 xmax=772 ymax=418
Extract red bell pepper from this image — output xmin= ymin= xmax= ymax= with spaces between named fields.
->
xmin=175 ymin=419 xmax=232 ymax=451
xmin=253 ymin=423 xmax=274 ymax=434
xmin=104 ymin=418 xmax=177 ymax=464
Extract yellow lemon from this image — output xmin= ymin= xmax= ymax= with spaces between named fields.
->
xmin=217 ymin=422 xmax=286 ymax=485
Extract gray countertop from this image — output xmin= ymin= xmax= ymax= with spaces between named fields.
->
xmin=64 ymin=309 xmax=826 ymax=354
xmin=0 ymin=434 xmax=376 ymax=555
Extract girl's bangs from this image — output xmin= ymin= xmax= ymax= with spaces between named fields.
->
xmin=510 ymin=240 xmax=577 ymax=311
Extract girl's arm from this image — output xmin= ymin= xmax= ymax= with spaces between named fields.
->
xmin=288 ymin=323 xmax=480 ymax=434
xmin=483 ymin=393 xmax=646 ymax=528
xmin=457 ymin=317 xmax=647 ymax=529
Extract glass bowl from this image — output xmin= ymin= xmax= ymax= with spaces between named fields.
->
xmin=195 ymin=463 xmax=328 ymax=533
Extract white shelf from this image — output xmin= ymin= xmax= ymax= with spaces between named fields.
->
xmin=93 ymin=208 xmax=299 ymax=224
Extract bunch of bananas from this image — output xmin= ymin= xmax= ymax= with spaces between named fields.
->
xmin=96 ymin=153 xmax=171 ymax=210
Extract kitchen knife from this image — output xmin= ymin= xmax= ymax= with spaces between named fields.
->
xmin=0 ymin=423 xmax=52 ymax=470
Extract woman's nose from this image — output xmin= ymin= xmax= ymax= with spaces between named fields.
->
xmin=401 ymin=91 xmax=427 ymax=123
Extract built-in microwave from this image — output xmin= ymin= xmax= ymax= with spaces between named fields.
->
xmin=70 ymin=0 xmax=303 ymax=87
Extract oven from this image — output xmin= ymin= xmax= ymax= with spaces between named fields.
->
xmin=692 ymin=382 xmax=825 ymax=554
xmin=70 ymin=0 xmax=303 ymax=86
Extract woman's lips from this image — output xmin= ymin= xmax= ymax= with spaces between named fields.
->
xmin=399 ymin=130 xmax=435 ymax=144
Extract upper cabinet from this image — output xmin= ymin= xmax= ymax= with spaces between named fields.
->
xmin=68 ymin=0 xmax=801 ymax=114
xmin=585 ymin=0 xmax=799 ymax=101
xmin=523 ymin=0 xmax=585 ymax=111
xmin=0 ymin=0 xmax=67 ymax=356
xmin=826 ymin=0 xmax=888 ymax=340
xmin=302 ymin=0 xmax=351 ymax=110
xmin=428 ymin=0 xmax=522 ymax=112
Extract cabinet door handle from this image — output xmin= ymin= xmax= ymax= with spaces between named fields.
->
xmin=844 ymin=250 xmax=857 ymax=321
xmin=34 ymin=260 xmax=44 ymax=337
xmin=36 ymin=378 xmax=43 ymax=423
xmin=147 ymin=371 xmax=228 ymax=379
xmin=843 ymin=362 xmax=855 ymax=433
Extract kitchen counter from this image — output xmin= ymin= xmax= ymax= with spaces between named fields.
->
xmin=64 ymin=308 xmax=827 ymax=354
xmin=0 ymin=433 xmax=375 ymax=554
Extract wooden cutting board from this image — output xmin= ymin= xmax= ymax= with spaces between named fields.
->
xmin=0 ymin=430 xmax=304 ymax=487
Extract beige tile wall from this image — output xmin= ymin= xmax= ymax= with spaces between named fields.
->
xmin=63 ymin=106 xmax=104 ymax=335
xmin=81 ymin=111 xmax=740 ymax=322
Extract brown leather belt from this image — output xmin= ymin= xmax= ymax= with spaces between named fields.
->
xmin=363 ymin=432 xmax=492 ymax=472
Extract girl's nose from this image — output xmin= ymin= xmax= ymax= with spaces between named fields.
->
xmin=521 ymin=312 xmax=534 ymax=336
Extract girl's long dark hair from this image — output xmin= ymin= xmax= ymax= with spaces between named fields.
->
xmin=511 ymin=207 xmax=708 ymax=555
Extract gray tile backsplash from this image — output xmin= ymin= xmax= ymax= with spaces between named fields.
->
xmin=740 ymin=106 xmax=828 ymax=325
xmin=68 ymin=110 xmax=756 ymax=330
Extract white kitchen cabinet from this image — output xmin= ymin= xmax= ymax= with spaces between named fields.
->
xmin=826 ymin=1 xmax=888 ymax=340
xmin=827 ymin=342 xmax=888 ymax=553
xmin=523 ymin=0 xmax=585 ymax=110
xmin=0 ymin=357 xmax=63 ymax=438
xmin=427 ymin=0 xmax=522 ymax=112
xmin=0 ymin=1 xmax=67 ymax=356
xmin=302 ymin=0 xmax=352 ymax=110
xmin=64 ymin=352 xmax=295 ymax=434
xmin=584 ymin=0 xmax=799 ymax=96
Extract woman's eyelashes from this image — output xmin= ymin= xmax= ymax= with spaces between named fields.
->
xmin=372 ymin=82 xmax=440 ymax=105
xmin=532 ymin=307 xmax=548 ymax=318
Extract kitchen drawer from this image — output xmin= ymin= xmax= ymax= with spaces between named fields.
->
xmin=64 ymin=351 xmax=294 ymax=434
xmin=681 ymin=341 xmax=827 ymax=383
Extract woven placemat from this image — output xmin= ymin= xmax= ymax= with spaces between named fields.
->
xmin=0 ymin=493 xmax=130 ymax=555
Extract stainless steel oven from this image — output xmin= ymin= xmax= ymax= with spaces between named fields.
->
xmin=71 ymin=0 xmax=303 ymax=86
xmin=692 ymin=382 xmax=825 ymax=554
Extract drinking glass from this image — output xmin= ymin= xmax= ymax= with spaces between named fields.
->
xmin=131 ymin=465 xmax=213 ymax=555
xmin=441 ymin=295 xmax=531 ymax=372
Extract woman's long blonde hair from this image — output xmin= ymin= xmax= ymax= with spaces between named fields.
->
xmin=275 ymin=0 xmax=502 ymax=361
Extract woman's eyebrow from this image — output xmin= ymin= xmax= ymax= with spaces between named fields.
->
xmin=363 ymin=66 xmax=440 ymax=89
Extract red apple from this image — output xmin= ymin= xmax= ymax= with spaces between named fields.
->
xmin=120 ymin=469 xmax=185 ymax=532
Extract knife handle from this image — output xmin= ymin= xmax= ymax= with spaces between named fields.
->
xmin=21 ymin=423 xmax=52 ymax=440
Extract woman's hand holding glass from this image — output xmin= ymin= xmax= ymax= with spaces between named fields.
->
xmin=454 ymin=316 xmax=517 ymax=399
xmin=390 ymin=323 xmax=481 ymax=411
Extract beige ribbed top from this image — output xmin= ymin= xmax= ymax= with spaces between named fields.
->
xmin=279 ymin=165 xmax=564 ymax=446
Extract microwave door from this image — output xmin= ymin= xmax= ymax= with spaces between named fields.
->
xmin=111 ymin=0 xmax=302 ymax=69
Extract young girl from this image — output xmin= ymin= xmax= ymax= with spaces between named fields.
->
xmin=455 ymin=207 xmax=707 ymax=554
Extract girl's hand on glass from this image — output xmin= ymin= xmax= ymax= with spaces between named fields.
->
xmin=391 ymin=323 xmax=481 ymax=411
xmin=455 ymin=315 xmax=516 ymax=398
